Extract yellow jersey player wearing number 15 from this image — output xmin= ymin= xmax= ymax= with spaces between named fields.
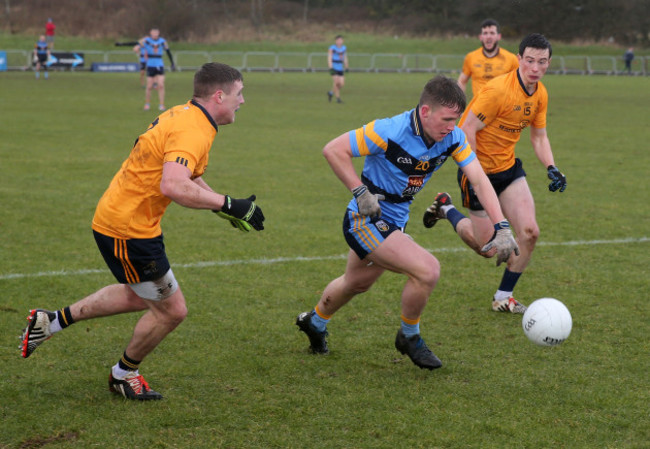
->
xmin=457 ymin=19 xmax=519 ymax=98
xmin=20 ymin=63 xmax=265 ymax=400
xmin=424 ymin=33 xmax=567 ymax=315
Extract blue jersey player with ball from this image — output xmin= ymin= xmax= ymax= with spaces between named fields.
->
xmin=297 ymin=75 xmax=519 ymax=370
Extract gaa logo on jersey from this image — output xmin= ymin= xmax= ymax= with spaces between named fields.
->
xmin=402 ymin=175 xmax=425 ymax=196
xmin=375 ymin=220 xmax=390 ymax=232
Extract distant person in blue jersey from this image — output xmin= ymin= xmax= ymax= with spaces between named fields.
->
xmin=133 ymin=43 xmax=147 ymax=87
xmin=296 ymin=75 xmax=519 ymax=370
xmin=327 ymin=35 xmax=348 ymax=103
xmin=33 ymin=35 xmax=50 ymax=80
xmin=139 ymin=28 xmax=176 ymax=111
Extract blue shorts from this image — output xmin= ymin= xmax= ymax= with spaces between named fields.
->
xmin=93 ymin=231 xmax=171 ymax=284
xmin=342 ymin=209 xmax=401 ymax=259
xmin=146 ymin=66 xmax=165 ymax=77
xmin=458 ymin=158 xmax=527 ymax=211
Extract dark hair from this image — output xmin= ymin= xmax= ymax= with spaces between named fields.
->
xmin=335 ymin=35 xmax=343 ymax=40
xmin=481 ymin=19 xmax=500 ymax=32
xmin=193 ymin=62 xmax=243 ymax=99
xmin=519 ymin=33 xmax=552 ymax=58
xmin=419 ymin=75 xmax=466 ymax=114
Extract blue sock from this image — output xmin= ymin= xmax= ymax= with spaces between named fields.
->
xmin=400 ymin=319 xmax=420 ymax=338
xmin=310 ymin=310 xmax=329 ymax=332
xmin=498 ymin=269 xmax=522 ymax=292
xmin=445 ymin=207 xmax=467 ymax=231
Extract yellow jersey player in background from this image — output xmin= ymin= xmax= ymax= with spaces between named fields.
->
xmin=20 ymin=63 xmax=265 ymax=400
xmin=424 ymin=33 xmax=567 ymax=314
xmin=457 ymin=19 xmax=519 ymax=98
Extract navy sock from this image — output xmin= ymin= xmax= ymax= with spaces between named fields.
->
xmin=445 ymin=208 xmax=467 ymax=231
xmin=498 ymin=269 xmax=522 ymax=292
xmin=57 ymin=307 xmax=74 ymax=328
xmin=118 ymin=352 xmax=141 ymax=372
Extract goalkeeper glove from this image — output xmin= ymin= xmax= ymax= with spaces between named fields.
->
xmin=329 ymin=68 xmax=336 ymax=75
xmin=547 ymin=165 xmax=567 ymax=192
xmin=481 ymin=220 xmax=520 ymax=266
xmin=213 ymin=195 xmax=265 ymax=232
xmin=352 ymin=185 xmax=384 ymax=218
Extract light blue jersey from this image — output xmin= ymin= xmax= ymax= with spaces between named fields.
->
xmin=143 ymin=37 xmax=168 ymax=68
xmin=348 ymin=107 xmax=475 ymax=227
xmin=329 ymin=44 xmax=347 ymax=72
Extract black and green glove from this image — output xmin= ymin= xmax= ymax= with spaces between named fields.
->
xmin=213 ymin=195 xmax=265 ymax=232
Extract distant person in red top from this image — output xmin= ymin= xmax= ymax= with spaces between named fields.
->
xmin=45 ymin=18 xmax=56 ymax=49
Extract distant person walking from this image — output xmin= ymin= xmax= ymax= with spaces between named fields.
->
xmin=623 ymin=47 xmax=634 ymax=75
xmin=139 ymin=28 xmax=176 ymax=111
xmin=327 ymin=35 xmax=348 ymax=104
xmin=33 ymin=35 xmax=50 ymax=80
xmin=45 ymin=18 xmax=56 ymax=49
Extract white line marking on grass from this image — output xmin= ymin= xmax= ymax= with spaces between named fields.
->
xmin=1 ymin=236 xmax=648 ymax=281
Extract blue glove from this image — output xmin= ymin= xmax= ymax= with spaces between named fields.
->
xmin=547 ymin=165 xmax=567 ymax=192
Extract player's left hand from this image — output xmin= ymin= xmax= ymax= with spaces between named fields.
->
xmin=481 ymin=221 xmax=520 ymax=266
xmin=213 ymin=195 xmax=265 ymax=232
xmin=547 ymin=165 xmax=567 ymax=192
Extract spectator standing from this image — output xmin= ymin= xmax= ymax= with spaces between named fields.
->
xmin=623 ymin=47 xmax=634 ymax=75
xmin=45 ymin=18 xmax=56 ymax=49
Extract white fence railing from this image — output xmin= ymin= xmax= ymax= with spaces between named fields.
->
xmin=3 ymin=49 xmax=648 ymax=76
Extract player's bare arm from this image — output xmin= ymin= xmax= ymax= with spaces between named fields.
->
xmin=322 ymin=134 xmax=362 ymax=191
xmin=460 ymin=111 xmax=487 ymax=152
xmin=457 ymin=72 xmax=470 ymax=92
xmin=530 ymin=126 xmax=555 ymax=167
xmin=461 ymin=159 xmax=506 ymax=226
xmin=160 ymin=161 xmax=224 ymax=210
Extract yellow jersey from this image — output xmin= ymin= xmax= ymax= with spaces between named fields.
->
xmin=458 ymin=69 xmax=548 ymax=174
xmin=92 ymin=100 xmax=218 ymax=239
xmin=461 ymin=47 xmax=519 ymax=97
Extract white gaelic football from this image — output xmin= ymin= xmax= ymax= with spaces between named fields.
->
xmin=522 ymin=298 xmax=572 ymax=346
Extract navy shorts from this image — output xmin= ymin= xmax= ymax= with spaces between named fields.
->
xmin=93 ymin=231 xmax=171 ymax=284
xmin=458 ymin=158 xmax=527 ymax=211
xmin=146 ymin=66 xmax=165 ymax=77
xmin=342 ymin=209 xmax=401 ymax=260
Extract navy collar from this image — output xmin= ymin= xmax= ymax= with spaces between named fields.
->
xmin=516 ymin=70 xmax=536 ymax=97
xmin=190 ymin=99 xmax=219 ymax=132
xmin=411 ymin=107 xmax=435 ymax=148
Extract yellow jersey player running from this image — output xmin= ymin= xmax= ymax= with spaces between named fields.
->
xmin=424 ymin=33 xmax=567 ymax=314
xmin=457 ymin=19 xmax=519 ymax=98
xmin=20 ymin=63 xmax=265 ymax=400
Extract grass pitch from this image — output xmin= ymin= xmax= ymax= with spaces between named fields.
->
xmin=0 ymin=68 xmax=648 ymax=448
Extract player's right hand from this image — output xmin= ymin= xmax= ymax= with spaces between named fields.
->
xmin=213 ymin=195 xmax=265 ymax=232
xmin=352 ymin=185 xmax=384 ymax=218
xmin=481 ymin=220 xmax=520 ymax=266
xmin=329 ymin=68 xmax=336 ymax=76
xmin=547 ymin=165 xmax=567 ymax=192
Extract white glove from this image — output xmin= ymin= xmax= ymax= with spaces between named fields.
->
xmin=481 ymin=221 xmax=520 ymax=266
xmin=352 ymin=185 xmax=385 ymax=218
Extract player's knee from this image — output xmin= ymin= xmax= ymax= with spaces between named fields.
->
xmin=347 ymin=279 xmax=373 ymax=295
xmin=166 ymin=299 xmax=188 ymax=325
xmin=520 ymin=224 xmax=539 ymax=248
xmin=416 ymin=256 xmax=440 ymax=290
